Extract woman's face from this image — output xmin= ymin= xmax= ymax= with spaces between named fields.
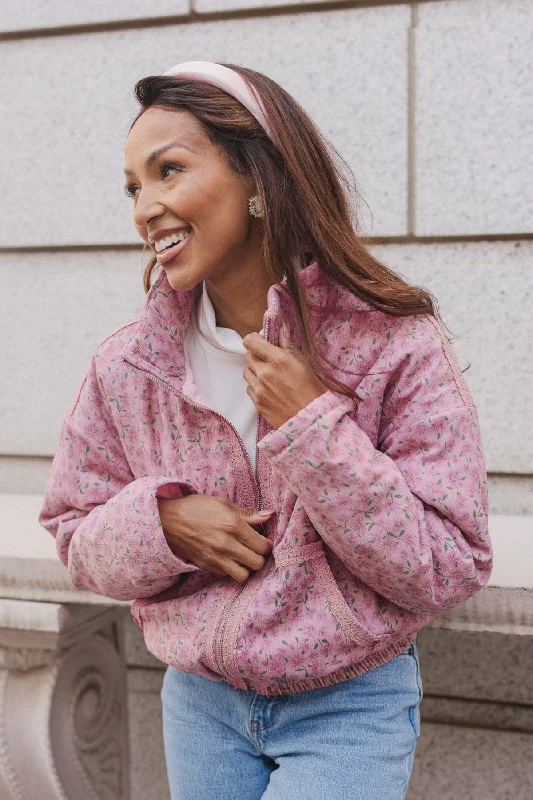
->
xmin=124 ymin=106 xmax=262 ymax=292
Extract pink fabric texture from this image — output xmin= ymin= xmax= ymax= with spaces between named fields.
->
xmin=39 ymin=261 xmax=492 ymax=696
xmin=162 ymin=61 xmax=274 ymax=143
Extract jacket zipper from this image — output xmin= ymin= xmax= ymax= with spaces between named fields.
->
xmin=123 ymin=313 xmax=271 ymax=683
xmin=121 ymin=363 xmax=261 ymax=504
xmin=213 ymin=313 xmax=271 ymax=682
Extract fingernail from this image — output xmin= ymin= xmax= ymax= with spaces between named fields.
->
xmin=258 ymin=509 xmax=275 ymax=516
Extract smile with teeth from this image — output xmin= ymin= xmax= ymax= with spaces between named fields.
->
xmin=154 ymin=230 xmax=191 ymax=253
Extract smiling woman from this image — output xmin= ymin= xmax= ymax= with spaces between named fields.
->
xmin=124 ymin=104 xmax=266 ymax=322
xmin=39 ymin=60 xmax=492 ymax=800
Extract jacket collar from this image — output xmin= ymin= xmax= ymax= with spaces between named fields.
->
xmin=121 ymin=259 xmax=372 ymax=392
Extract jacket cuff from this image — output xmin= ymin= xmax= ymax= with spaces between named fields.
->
xmin=151 ymin=478 xmax=200 ymax=574
xmin=258 ymin=390 xmax=354 ymax=459
xmin=156 ymin=481 xmax=197 ymax=500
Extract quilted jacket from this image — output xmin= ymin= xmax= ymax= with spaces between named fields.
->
xmin=39 ymin=260 xmax=492 ymax=696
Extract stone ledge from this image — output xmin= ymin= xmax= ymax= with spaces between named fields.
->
xmin=0 ymin=494 xmax=128 ymax=605
xmin=429 ymin=586 xmax=533 ymax=636
xmin=0 ymin=495 xmax=531 ymax=635
xmin=0 ymin=598 xmax=125 ymax=655
xmin=427 ymin=514 xmax=533 ymax=636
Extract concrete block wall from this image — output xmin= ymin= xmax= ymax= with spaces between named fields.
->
xmin=2 ymin=0 xmax=532 ymax=514
xmin=2 ymin=1 xmax=532 ymax=798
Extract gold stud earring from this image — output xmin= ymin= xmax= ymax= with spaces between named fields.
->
xmin=248 ymin=195 xmax=264 ymax=218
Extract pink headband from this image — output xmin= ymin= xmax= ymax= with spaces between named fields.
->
xmin=162 ymin=60 xmax=275 ymax=144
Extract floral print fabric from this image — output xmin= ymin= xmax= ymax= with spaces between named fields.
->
xmin=39 ymin=261 xmax=492 ymax=696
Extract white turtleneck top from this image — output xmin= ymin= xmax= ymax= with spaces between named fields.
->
xmin=183 ymin=281 xmax=262 ymax=473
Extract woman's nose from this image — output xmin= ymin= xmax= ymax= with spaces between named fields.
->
xmin=133 ymin=186 xmax=165 ymax=228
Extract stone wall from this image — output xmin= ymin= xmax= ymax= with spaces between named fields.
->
xmin=1 ymin=1 xmax=532 ymax=798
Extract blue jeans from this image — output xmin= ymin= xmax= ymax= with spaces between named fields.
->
xmin=161 ymin=642 xmax=423 ymax=800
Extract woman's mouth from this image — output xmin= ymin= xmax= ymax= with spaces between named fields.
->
xmin=154 ymin=230 xmax=192 ymax=265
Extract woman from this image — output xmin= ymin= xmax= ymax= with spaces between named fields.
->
xmin=40 ymin=61 xmax=492 ymax=799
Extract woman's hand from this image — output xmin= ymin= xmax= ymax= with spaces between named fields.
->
xmin=242 ymin=324 xmax=327 ymax=429
xmin=157 ymin=495 xmax=274 ymax=582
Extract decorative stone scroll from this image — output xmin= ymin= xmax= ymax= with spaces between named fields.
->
xmin=0 ymin=601 xmax=129 ymax=800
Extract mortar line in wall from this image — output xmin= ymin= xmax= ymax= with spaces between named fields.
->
xmin=362 ymin=233 xmax=533 ymax=244
xmin=407 ymin=2 xmax=418 ymax=236
xmin=418 ymin=716 xmax=533 ymax=736
xmin=487 ymin=472 xmax=533 ymax=480
xmin=0 ymin=455 xmax=53 ymax=461
xmin=0 ymin=0 xmax=438 ymax=41
xmin=0 ymin=454 xmax=58 ymax=460
xmin=2 ymin=233 xmax=533 ymax=255
xmin=354 ymin=233 xmax=533 ymax=244
xmin=424 ymin=693 xmax=533 ymax=711
xmin=0 ymin=245 xmax=144 ymax=254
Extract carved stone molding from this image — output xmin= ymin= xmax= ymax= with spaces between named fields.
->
xmin=0 ymin=646 xmax=56 ymax=671
xmin=51 ymin=633 xmax=128 ymax=800
xmin=0 ymin=605 xmax=129 ymax=800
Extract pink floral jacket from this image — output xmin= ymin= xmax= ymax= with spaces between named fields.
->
xmin=40 ymin=261 xmax=492 ymax=696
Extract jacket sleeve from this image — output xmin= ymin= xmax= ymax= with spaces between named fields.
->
xmin=258 ymin=315 xmax=492 ymax=615
xmin=39 ymin=356 xmax=201 ymax=601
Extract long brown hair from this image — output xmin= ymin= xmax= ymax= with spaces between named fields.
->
xmin=132 ymin=65 xmax=438 ymax=398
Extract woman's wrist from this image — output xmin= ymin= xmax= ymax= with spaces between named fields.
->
xmin=157 ymin=497 xmax=186 ymax=554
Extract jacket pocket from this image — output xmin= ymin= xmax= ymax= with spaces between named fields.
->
xmin=274 ymin=541 xmax=381 ymax=649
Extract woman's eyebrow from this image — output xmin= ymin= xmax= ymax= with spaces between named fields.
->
xmin=124 ymin=140 xmax=195 ymax=176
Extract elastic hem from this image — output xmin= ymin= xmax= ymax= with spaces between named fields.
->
xmin=238 ymin=637 xmax=417 ymax=697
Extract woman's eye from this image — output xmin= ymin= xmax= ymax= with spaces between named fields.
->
xmin=161 ymin=163 xmax=183 ymax=179
xmin=124 ymin=183 xmax=139 ymax=199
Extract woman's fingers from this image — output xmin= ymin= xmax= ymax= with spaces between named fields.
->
xmin=242 ymin=366 xmax=259 ymax=391
xmin=231 ymin=515 xmax=272 ymax=552
xmin=220 ymin=560 xmax=252 ymax=583
xmin=242 ymin=331 xmax=279 ymax=361
xmin=158 ymin=495 xmax=275 ymax=580
xmin=229 ymin=537 xmax=267 ymax=571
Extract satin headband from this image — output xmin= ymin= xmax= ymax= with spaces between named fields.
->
xmin=162 ymin=60 xmax=275 ymax=144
